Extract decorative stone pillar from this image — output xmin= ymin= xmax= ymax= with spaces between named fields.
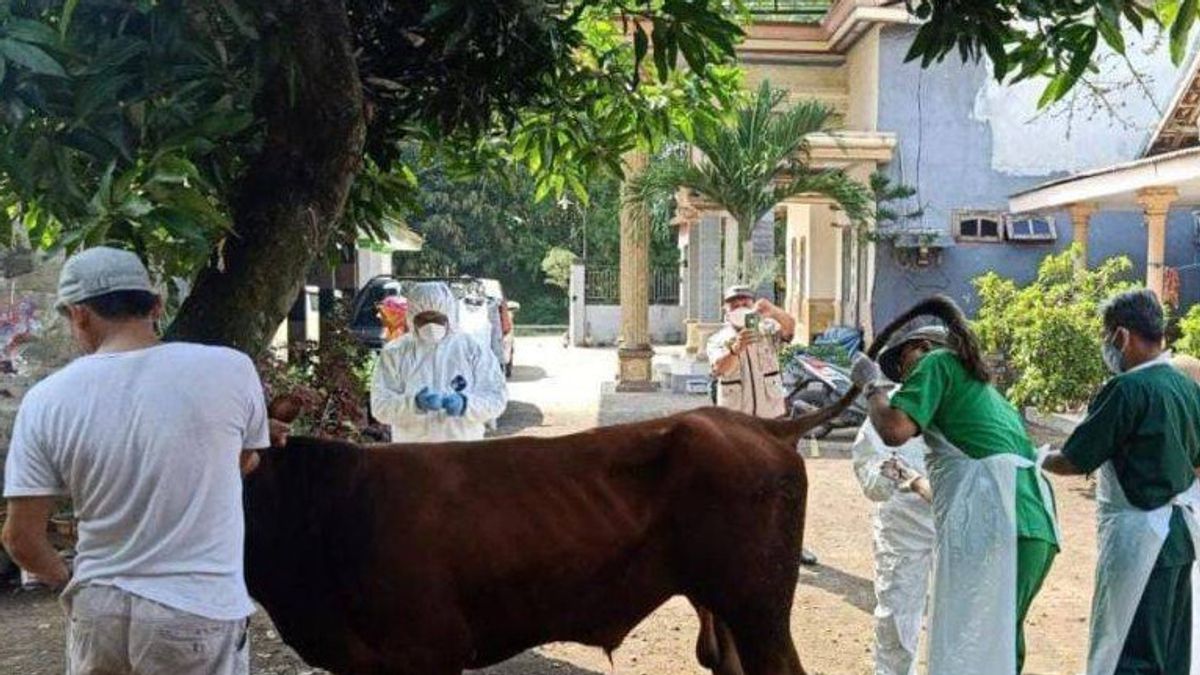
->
xmin=1066 ymin=202 xmax=1095 ymax=271
xmin=673 ymin=189 xmax=702 ymax=355
xmin=691 ymin=212 xmax=725 ymax=360
xmin=617 ymin=152 xmax=658 ymax=392
xmin=723 ymin=216 xmax=740 ymax=287
xmin=1136 ymin=187 xmax=1179 ymax=300
xmin=751 ymin=210 xmax=776 ymax=302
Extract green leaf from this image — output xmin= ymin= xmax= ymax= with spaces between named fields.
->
xmin=75 ymin=73 xmax=135 ymax=120
xmin=1158 ymin=0 xmax=1182 ymax=25
xmin=1170 ymin=0 xmax=1197 ymax=64
xmin=151 ymin=156 xmax=200 ymax=185
xmin=198 ymin=110 xmax=254 ymax=138
xmin=1096 ymin=13 xmax=1127 ymax=54
xmin=5 ymin=19 xmax=61 ymax=48
xmin=633 ymin=25 xmax=648 ymax=77
xmin=118 ymin=194 xmax=154 ymax=219
xmin=216 ymin=0 xmax=259 ymax=40
xmin=82 ymin=38 xmax=147 ymax=75
xmin=1068 ymin=28 xmax=1099 ymax=80
xmin=1124 ymin=3 xmax=1147 ymax=31
xmin=60 ymin=0 xmax=80 ymax=37
xmin=0 ymin=38 xmax=66 ymax=77
xmin=651 ymin=19 xmax=670 ymax=84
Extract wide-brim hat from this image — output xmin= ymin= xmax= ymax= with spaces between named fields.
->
xmin=878 ymin=325 xmax=949 ymax=382
xmin=723 ymin=284 xmax=755 ymax=303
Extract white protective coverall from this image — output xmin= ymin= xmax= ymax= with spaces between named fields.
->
xmin=852 ymin=415 xmax=935 ymax=675
xmin=370 ymin=283 xmax=508 ymax=442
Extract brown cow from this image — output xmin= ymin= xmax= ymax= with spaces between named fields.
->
xmin=244 ymin=403 xmax=847 ymax=675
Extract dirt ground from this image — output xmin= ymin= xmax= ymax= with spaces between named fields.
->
xmin=0 ymin=338 xmax=1098 ymax=674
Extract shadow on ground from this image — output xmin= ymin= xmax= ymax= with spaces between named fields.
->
xmin=507 ymin=364 xmax=548 ymax=383
xmin=797 ymin=564 xmax=875 ymax=615
xmin=469 ymin=651 xmax=604 ymax=675
xmin=492 ymin=401 xmax=546 ymax=437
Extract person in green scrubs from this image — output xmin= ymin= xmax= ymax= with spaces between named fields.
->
xmin=1043 ymin=290 xmax=1200 ymax=674
xmin=852 ymin=318 xmax=1059 ymax=672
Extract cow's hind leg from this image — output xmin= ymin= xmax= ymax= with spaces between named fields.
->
xmin=693 ymin=604 xmax=745 ymax=675
xmin=724 ymin=613 xmax=804 ymax=675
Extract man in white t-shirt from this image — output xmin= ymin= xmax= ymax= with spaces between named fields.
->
xmin=1 ymin=247 xmax=278 ymax=675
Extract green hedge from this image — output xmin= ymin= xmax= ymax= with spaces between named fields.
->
xmin=973 ymin=245 xmax=1136 ymax=412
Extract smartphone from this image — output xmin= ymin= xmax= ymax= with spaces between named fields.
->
xmin=744 ymin=312 xmax=761 ymax=332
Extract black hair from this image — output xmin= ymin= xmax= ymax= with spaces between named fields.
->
xmin=871 ymin=295 xmax=991 ymax=383
xmin=78 ymin=290 xmax=159 ymax=320
xmin=1102 ymin=289 xmax=1164 ymax=342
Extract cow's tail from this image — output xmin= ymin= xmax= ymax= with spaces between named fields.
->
xmin=759 ymin=293 xmax=968 ymax=446
xmin=758 ymin=386 xmax=860 ymax=445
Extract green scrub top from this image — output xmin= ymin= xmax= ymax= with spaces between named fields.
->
xmin=1062 ymin=360 xmax=1200 ymax=567
xmin=890 ymin=349 xmax=1059 ymax=547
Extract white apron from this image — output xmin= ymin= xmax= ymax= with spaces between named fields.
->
xmin=1084 ymin=463 xmax=1200 ymax=675
xmin=924 ymin=429 xmax=1060 ymax=675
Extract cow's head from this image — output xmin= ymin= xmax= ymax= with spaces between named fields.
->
xmin=268 ymin=394 xmax=304 ymax=424
xmin=242 ymin=395 xmax=305 ymax=476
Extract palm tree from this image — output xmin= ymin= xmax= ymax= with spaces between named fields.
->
xmin=627 ymin=79 xmax=874 ymax=284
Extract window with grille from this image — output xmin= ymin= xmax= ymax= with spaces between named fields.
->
xmin=953 ymin=210 xmax=1004 ymax=243
xmin=1006 ymin=216 xmax=1057 ymax=242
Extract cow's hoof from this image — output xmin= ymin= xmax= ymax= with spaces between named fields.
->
xmin=799 ymin=548 xmax=819 ymax=566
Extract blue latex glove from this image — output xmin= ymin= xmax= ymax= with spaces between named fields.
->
xmin=415 ymin=387 xmax=443 ymax=412
xmin=441 ymin=392 xmax=468 ymax=417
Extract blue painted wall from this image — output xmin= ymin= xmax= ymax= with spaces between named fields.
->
xmin=873 ymin=24 xmax=1200 ymax=327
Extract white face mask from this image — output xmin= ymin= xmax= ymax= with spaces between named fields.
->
xmin=1102 ymin=332 xmax=1125 ymax=374
xmin=417 ymin=323 xmax=447 ymax=343
xmin=727 ymin=307 xmax=752 ymax=329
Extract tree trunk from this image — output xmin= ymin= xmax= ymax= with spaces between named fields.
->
xmin=165 ymin=0 xmax=365 ymax=354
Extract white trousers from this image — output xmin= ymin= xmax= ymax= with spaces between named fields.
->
xmin=873 ymin=535 xmax=933 ymax=675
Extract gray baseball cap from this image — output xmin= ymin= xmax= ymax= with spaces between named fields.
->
xmin=723 ymin=284 xmax=756 ymax=302
xmin=878 ymin=325 xmax=950 ymax=381
xmin=56 ymin=246 xmax=155 ymax=312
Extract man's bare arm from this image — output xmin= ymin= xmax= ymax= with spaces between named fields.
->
xmin=2 ymin=497 xmax=69 ymax=587
xmin=757 ymin=299 xmax=796 ymax=341
xmin=1042 ymin=451 xmax=1086 ymax=476
xmin=866 ymin=389 xmax=920 ymax=447
xmin=712 ymin=329 xmax=757 ymax=377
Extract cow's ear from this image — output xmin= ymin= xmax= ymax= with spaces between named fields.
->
xmin=268 ymin=394 xmax=303 ymax=423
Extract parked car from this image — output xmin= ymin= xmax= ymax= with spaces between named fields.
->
xmin=350 ymin=275 xmax=515 ymax=378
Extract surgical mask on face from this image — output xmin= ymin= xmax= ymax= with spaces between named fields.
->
xmin=1102 ymin=337 xmax=1124 ymax=374
xmin=727 ymin=307 xmax=752 ymax=329
xmin=417 ymin=323 xmax=447 ymax=343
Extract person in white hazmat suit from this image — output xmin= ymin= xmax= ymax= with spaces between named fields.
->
xmin=370 ymin=282 xmax=508 ymax=442
xmin=852 ymin=399 xmax=935 ymax=675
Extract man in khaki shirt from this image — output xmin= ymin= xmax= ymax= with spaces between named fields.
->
xmin=706 ymin=284 xmax=796 ymax=418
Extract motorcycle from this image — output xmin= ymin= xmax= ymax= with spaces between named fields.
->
xmin=782 ymin=327 xmax=869 ymax=438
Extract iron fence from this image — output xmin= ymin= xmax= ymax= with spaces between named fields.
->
xmin=743 ymin=0 xmax=831 ymax=20
xmin=584 ymin=267 xmax=680 ymax=305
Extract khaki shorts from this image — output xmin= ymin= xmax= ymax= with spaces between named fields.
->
xmin=64 ymin=585 xmax=250 ymax=675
